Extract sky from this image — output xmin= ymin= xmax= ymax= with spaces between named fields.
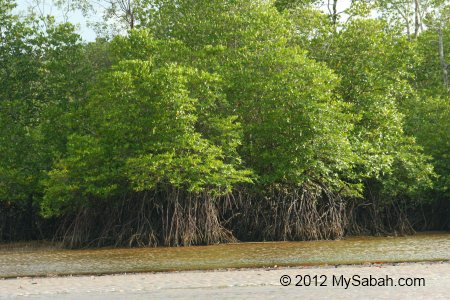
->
xmin=14 ymin=0 xmax=354 ymax=42
xmin=15 ymin=0 xmax=97 ymax=41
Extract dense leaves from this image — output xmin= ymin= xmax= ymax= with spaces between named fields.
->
xmin=1 ymin=0 xmax=448 ymax=245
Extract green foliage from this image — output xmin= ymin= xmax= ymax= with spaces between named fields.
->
xmin=0 ymin=2 xmax=88 ymax=205
xmin=42 ymin=35 xmax=252 ymax=216
xmin=135 ymin=0 xmax=357 ymax=195
xmin=227 ymin=46 xmax=355 ymax=188
xmin=321 ymin=19 xmax=434 ymax=199
xmin=2 ymin=0 xmax=449 ymax=241
xmin=414 ymin=25 xmax=450 ymax=96
xmin=273 ymin=0 xmax=319 ymax=12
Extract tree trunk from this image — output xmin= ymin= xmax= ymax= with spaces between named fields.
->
xmin=414 ymin=0 xmax=422 ymax=37
xmin=438 ymin=27 xmax=449 ymax=91
xmin=332 ymin=0 xmax=338 ymax=25
xmin=128 ymin=0 xmax=134 ymax=29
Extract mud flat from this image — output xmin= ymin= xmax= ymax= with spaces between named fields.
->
xmin=1 ymin=261 xmax=449 ymax=299
xmin=1 ymin=233 xmax=450 ymax=278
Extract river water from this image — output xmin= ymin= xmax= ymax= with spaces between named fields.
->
xmin=0 ymin=232 xmax=449 ymax=278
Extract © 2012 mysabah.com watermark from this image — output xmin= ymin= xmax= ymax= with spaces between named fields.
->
xmin=279 ymin=274 xmax=426 ymax=288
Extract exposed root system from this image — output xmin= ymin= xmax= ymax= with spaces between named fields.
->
xmin=3 ymin=185 xmax=446 ymax=248
xmin=55 ymin=188 xmax=236 ymax=248
xmin=229 ymin=183 xmax=346 ymax=242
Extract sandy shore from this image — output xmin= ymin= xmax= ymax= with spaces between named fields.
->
xmin=0 ymin=262 xmax=449 ymax=299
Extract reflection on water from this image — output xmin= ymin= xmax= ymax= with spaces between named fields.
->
xmin=0 ymin=232 xmax=449 ymax=278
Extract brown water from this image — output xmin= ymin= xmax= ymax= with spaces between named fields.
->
xmin=1 ymin=232 xmax=449 ymax=278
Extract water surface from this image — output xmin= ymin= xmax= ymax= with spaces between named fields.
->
xmin=1 ymin=232 xmax=449 ymax=278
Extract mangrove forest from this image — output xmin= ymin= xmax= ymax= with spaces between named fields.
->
xmin=0 ymin=0 xmax=449 ymax=248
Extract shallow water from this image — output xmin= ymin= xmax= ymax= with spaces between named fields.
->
xmin=0 ymin=232 xmax=449 ymax=278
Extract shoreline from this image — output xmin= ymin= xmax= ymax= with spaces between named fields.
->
xmin=1 ymin=260 xmax=449 ymax=280
xmin=1 ymin=230 xmax=448 ymax=251
xmin=1 ymin=261 xmax=449 ymax=299
xmin=1 ymin=233 xmax=449 ymax=279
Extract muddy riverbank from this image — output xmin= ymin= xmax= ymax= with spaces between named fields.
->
xmin=1 ymin=232 xmax=449 ymax=278
xmin=1 ymin=262 xmax=449 ymax=299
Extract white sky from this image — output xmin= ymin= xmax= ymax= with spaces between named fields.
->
xmin=15 ymin=0 xmax=97 ymax=41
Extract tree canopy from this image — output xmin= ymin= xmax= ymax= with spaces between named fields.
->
xmin=1 ymin=0 xmax=448 ymax=246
